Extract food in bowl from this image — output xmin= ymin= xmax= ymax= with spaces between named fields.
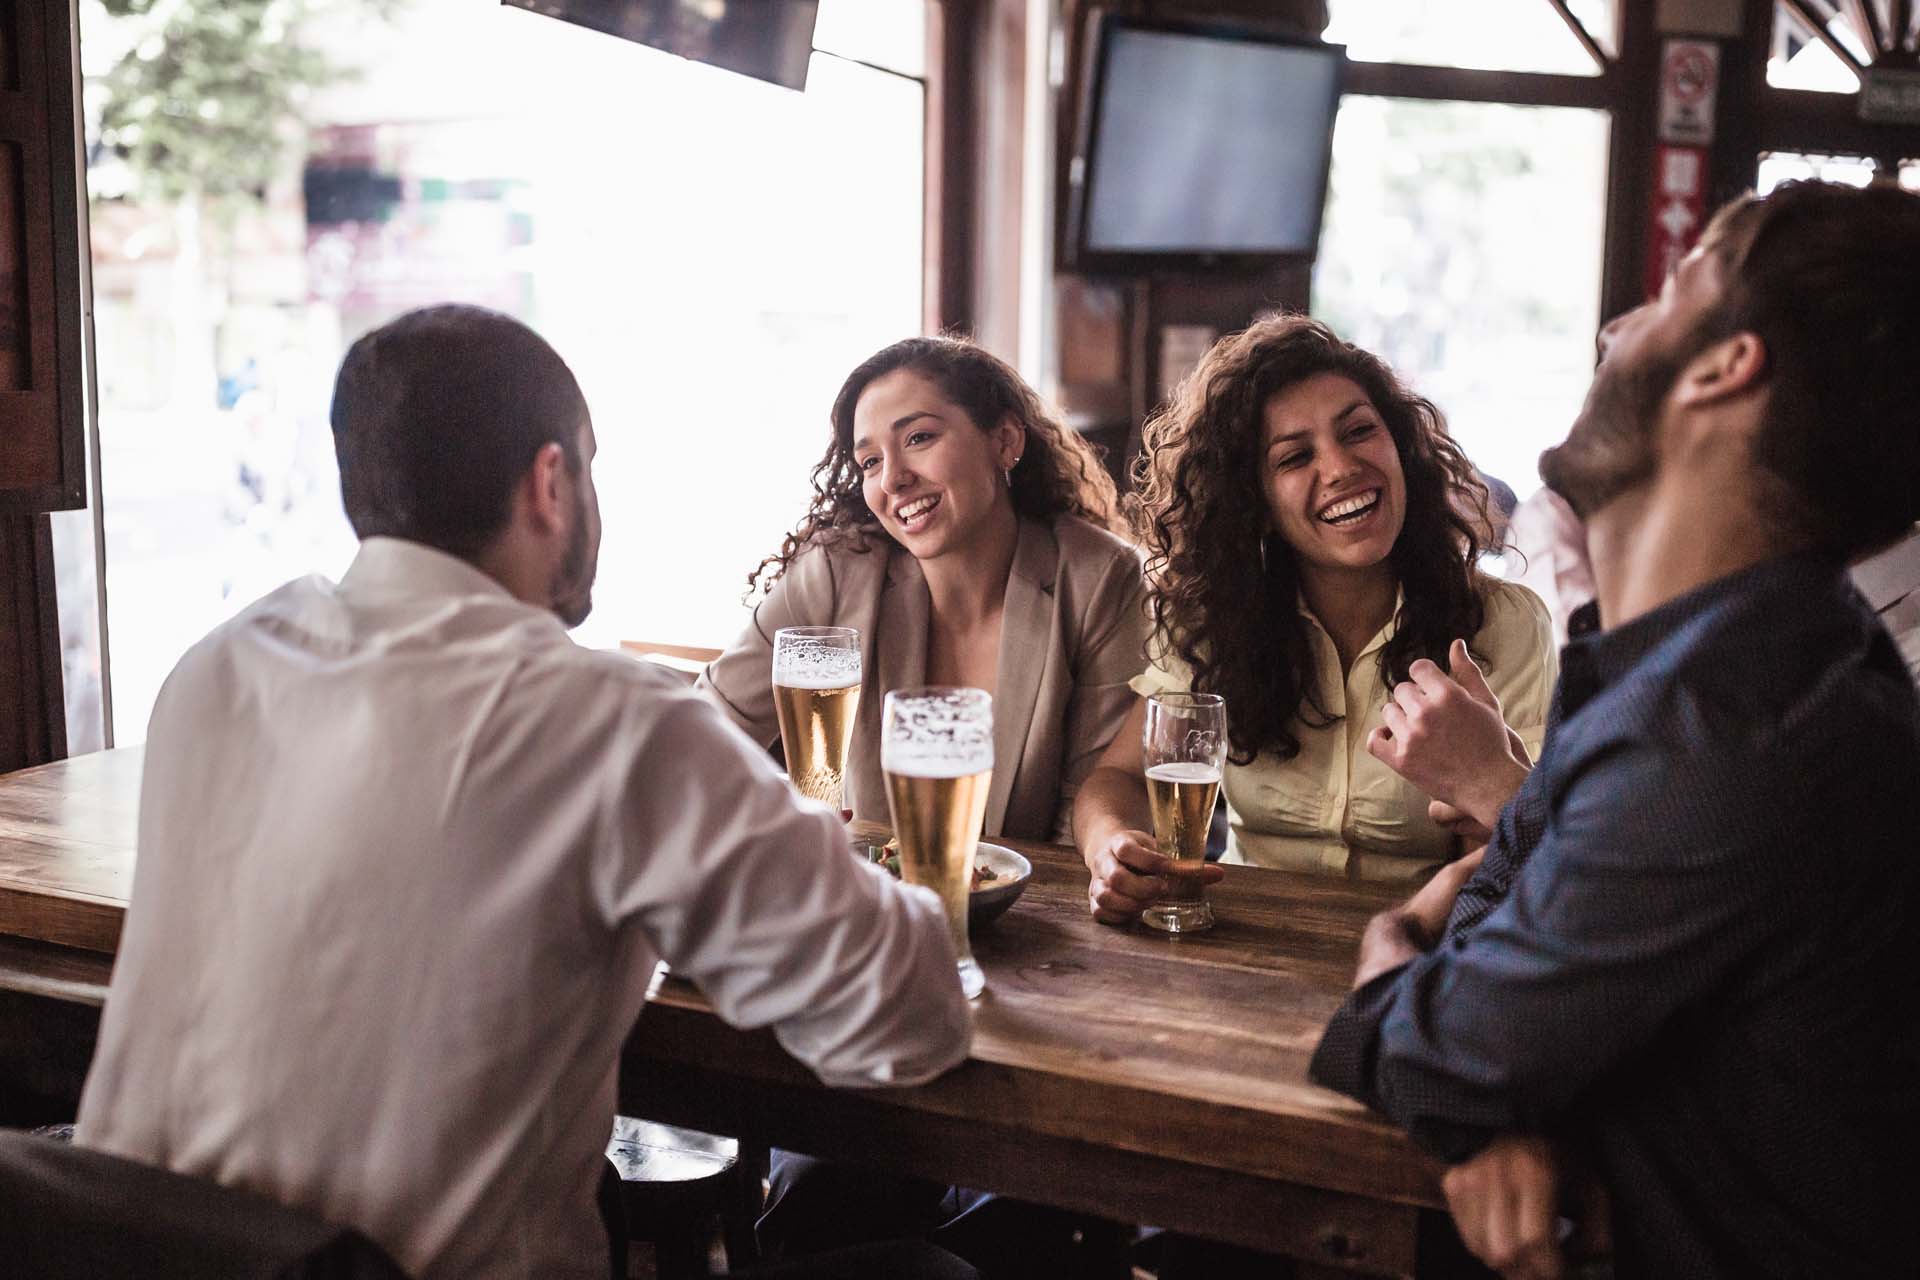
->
xmin=864 ymin=836 xmax=1001 ymax=891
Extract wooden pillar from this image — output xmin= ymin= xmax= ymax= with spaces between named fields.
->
xmin=1 ymin=0 xmax=87 ymax=772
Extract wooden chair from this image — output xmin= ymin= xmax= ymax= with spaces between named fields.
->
xmin=606 ymin=1117 xmax=765 ymax=1279
xmin=620 ymin=641 xmax=722 ymax=684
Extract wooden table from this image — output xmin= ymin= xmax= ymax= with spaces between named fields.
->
xmin=0 ymin=749 xmax=1445 ymax=1277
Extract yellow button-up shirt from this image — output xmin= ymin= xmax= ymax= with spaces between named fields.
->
xmin=1132 ymin=580 xmax=1556 ymax=882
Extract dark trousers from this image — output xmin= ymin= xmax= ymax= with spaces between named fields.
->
xmin=756 ymin=1150 xmax=1120 ymax=1280
xmin=600 ymin=1157 xmax=979 ymax=1280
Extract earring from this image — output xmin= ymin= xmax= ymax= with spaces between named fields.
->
xmin=1005 ymin=454 xmax=1022 ymax=487
xmin=1259 ymin=532 xmax=1269 ymax=575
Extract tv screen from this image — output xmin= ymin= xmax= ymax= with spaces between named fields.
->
xmin=1077 ymin=22 xmax=1343 ymax=263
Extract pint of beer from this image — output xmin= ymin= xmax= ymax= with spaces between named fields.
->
xmin=773 ymin=627 xmax=862 ymax=811
xmin=1142 ymin=692 xmax=1227 ymax=934
xmin=881 ymin=687 xmax=992 ymax=999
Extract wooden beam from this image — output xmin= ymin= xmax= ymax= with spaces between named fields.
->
xmin=1841 ymin=0 xmax=1888 ymax=58
xmin=1780 ymin=0 xmax=1868 ymax=69
xmin=1340 ymin=60 xmax=1613 ymax=109
xmin=1543 ymin=0 xmax=1612 ymax=72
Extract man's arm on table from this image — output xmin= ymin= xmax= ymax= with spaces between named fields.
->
xmin=604 ymin=675 xmax=970 ymax=1088
xmin=1312 ymin=732 xmax=1794 ymax=1153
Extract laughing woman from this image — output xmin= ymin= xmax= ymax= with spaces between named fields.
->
xmin=1075 ymin=315 xmax=1557 ymax=923
xmin=699 ymin=335 xmax=1147 ymax=843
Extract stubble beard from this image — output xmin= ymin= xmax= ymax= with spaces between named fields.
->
xmin=551 ymin=492 xmax=595 ymax=628
xmin=1540 ymin=348 xmax=1687 ymax=521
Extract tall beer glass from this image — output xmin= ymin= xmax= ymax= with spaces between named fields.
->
xmin=881 ymin=687 xmax=992 ymax=999
xmin=1142 ymin=692 xmax=1227 ymax=934
xmin=773 ymin=627 xmax=862 ymax=812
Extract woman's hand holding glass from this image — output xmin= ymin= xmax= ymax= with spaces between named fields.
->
xmin=1084 ymin=827 xmax=1223 ymax=926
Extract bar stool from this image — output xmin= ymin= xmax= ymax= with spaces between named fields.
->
xmin=606 ymin=1117 xmax=765 ymax=1279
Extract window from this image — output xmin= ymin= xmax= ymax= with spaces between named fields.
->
xmin=70 ymin=0 xmax=927 ymax=746
xmin=1768 ymin=1 xmax=1869 ymax=92
xmin=1312 ymin=97 xmax=1609 ymax=497
xmin=1756 ymin=151 xmax=1878 ymax=192
xmin=1324 ymin=0 xmax=1611 ymax=75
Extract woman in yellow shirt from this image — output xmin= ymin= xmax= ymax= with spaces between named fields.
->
xmin=1075 ymin=315 xmax=1557 ymax=921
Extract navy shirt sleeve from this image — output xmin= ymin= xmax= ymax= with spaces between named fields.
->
xmin=1311 ymin=726 xmax=1805 ymax=1162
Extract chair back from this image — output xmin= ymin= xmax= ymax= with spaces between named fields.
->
xmin=0 ymin=1130 xmax=411 ymax=1279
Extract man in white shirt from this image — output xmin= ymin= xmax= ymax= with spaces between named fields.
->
xmin=75 ymin=306 xmax=974 ymax=1280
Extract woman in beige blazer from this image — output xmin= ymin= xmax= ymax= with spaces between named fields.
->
xmin=699 ymin=335 xmax=1147 ymax=842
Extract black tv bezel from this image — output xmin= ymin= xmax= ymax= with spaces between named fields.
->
xmin=1067 ymin=15 xmax=1346 ymax=275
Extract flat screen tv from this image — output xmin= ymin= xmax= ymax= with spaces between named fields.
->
xmin=1071 ymin=19 xmax=1344 ymax=270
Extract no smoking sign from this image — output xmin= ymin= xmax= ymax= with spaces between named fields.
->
xmin=1658 ymin=39 xmax=1720 ymax=145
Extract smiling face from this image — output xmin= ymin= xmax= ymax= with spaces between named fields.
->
xmin=1261 ymin=372 xmax=1407 ymax=582
xmin=852 ymin=368 xmax=1023 ymax=562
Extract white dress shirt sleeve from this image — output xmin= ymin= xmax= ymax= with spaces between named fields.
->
xmin=598 ymin=674 xmax=971 ymax=1089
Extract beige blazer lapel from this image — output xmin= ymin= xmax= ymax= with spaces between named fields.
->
xmin=856 ymin=550 xmax=931 ymax=797
xmin=985 ymin=519 xmax=1058 ymax=835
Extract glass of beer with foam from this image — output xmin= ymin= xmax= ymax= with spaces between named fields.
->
xmin=881 ymin=687 xmax=992 ymax=999
xmin=1142 ymin=691 xmax=1226 ymax=934
xmin=773 ymin=627 xmax=862 ymax=813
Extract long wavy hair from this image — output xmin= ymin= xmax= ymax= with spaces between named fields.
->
xmin=1137 ymin=315 xmax=1494 ymax=765
xmin=749 ymin=335 xmax=1124 ymax=593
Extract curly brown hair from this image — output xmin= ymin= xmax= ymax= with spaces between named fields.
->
xmin=749 ymin=335 xmax=1125 ymax=594
xmin=1137 ymin=314 xmax=1495 ymax=765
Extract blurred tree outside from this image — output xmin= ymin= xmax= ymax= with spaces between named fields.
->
xmin=91 ymin=0 xmax=394 ymax=410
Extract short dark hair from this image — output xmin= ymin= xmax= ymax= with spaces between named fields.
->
xmin=1700 ymin=181 xmax=1920 ymax=558
xmin=330 ymin=305 xmax=587 ymax=556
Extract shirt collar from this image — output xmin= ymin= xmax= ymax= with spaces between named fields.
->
xmin=1298 ymin=587 xmax=1406 ymax=664
xmin=340 ymin=537 xmax=524 ymax=604
xmin=1562 ymin=549 xmax=1849 ymax=696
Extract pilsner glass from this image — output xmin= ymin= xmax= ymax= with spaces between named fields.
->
xmin=1141 ymin=691 xmax=1227 ymax=934
xmin=773 ymin=627 xmax=862 ymax=812
xmin=881 ymin=687 xmax=992 ymax=999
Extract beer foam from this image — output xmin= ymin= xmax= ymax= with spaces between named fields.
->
xmin=773 ymin=643 xmax=862 ymax=688
xmin=882 ymin=690 xmax=993 ymax=777
xmin=1145 ymin=762 xmax=1221 ymax=784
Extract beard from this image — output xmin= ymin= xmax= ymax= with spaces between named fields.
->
xmin=1540 ymin=341 xmax=1692 ymax=521
xmin=550 ymin=490 xmax=596 ymax=628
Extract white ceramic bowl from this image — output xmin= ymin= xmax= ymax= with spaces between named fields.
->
xmin=967 ymin=841 xmax=1032 ymax=929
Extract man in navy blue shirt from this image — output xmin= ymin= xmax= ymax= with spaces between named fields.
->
xmin=1314 ymin=180 xmax=1920 ymax=1279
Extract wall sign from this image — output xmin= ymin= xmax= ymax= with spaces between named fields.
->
xmin=1645 ymin=144 xmax=1711 ymax=300
xmin=1657 ymin=39 xmax=1720 ymax=145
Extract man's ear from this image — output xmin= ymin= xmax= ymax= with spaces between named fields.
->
xmin=1672 ymin=331 xmax=1767 ymax=410
xmin=522 ymin=441 xmax=569 ymax=535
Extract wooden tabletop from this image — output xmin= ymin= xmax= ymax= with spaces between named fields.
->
xmin=0 ymin=747 xmax=140 ymax=955
xmin=0 ymin=748 xmax=1443 ymax=1276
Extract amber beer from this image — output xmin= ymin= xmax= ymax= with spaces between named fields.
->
xmin=773 ymin=627 xmax=862 ymax=810
xmin=1146 ymin=761 xmax=1221 ymax=903
xmin=881 ymin=687 xmax=993 ymax=999
xmin=773 ymin=679 xmax=860 ymax=807
xmin=885 ymin=768 xmax=991 ymax=957
xmin=1141 ymin=691 xmax=1227 ymax=934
